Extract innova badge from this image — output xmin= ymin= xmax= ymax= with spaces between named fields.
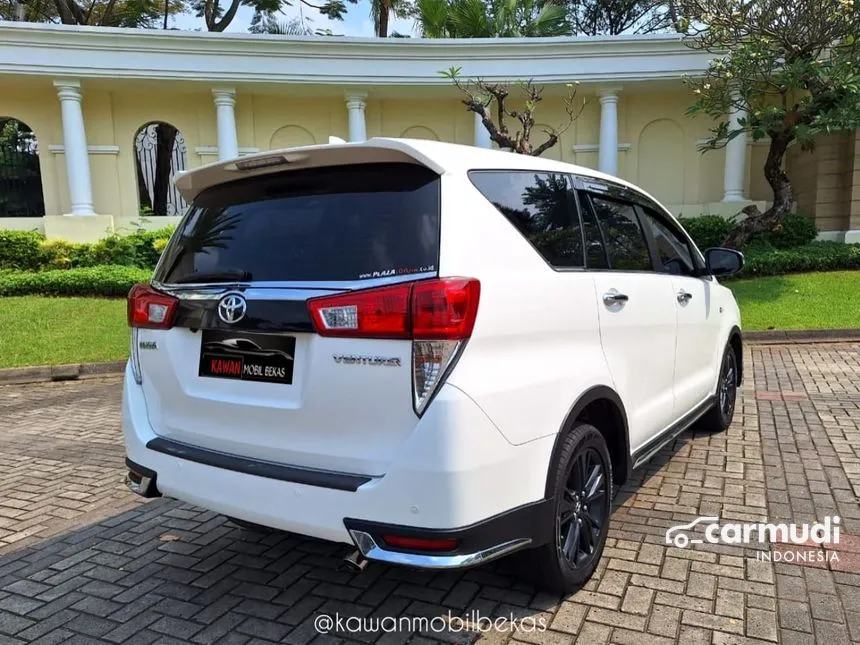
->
xmin=217 ymin=292 xmax=247 ymax=324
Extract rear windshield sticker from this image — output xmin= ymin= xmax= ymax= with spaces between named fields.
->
xmin=358 ymin=265 xmax=435 ymax=280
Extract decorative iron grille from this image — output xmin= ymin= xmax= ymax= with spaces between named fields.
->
xmin=135 ymin=123 xmax=188 ymax=216
xmin=0 ymin=119 xmax=44 ymax=218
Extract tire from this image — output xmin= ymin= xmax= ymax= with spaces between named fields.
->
xmin=226 ymin=516 xmax=273 ymax=533
xmin=527 ymin=422 xmax=613 ymax=594
xmin=697 ymin=343 xmax=739 ymax=433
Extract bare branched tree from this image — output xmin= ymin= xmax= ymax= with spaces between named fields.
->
xmin=442 ymin=68 xmax=586 ymax=156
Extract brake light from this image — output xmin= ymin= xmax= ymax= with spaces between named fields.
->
xmin=307 ymin=278 xmax=480 ymax=340
xmin=308 ymin=283 xmax=411 ymax=339
xmin=127 ymin=283 xmax=179 ymax=329
xmin=308 ymin=278 xmax=480 ymax=416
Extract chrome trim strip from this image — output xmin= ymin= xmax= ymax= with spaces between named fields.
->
xmin=153 ymin=272 xmax=438 ymax=298
xmin=349 ymin=530 xmax=532 ymax=569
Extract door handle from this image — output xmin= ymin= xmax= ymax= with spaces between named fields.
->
xmin=603 ymin=291 xmax=629 ymax=305
xmin=677 ymin=290 xmax=693 ymax=304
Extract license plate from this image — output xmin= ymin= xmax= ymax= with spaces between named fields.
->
xmin=199 ymin=330 xmax=296 ymax=385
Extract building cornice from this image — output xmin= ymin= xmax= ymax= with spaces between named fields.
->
xmin=0 ymin=22 xmax=710 ymax=86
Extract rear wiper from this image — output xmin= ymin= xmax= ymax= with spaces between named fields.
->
xmin=171 ymin=270 xmax=252 ymax=284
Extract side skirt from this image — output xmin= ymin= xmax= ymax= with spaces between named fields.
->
xmin=630 ymin=396 xmax=716 ymax=471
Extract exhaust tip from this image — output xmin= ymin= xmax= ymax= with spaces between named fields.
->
xmin=125 ymin=468 xmax=161 ymax=499
xmin=341 ymin=549 xmax=368 ymax=573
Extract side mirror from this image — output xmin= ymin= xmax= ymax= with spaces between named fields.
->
xmin=704 ymin=247 xmax=744 ymax=277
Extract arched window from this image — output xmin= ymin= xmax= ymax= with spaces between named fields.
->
xmin=134 ymin=122 xmax=188 ymax=217
xmin=400 ymin=126 xmax=440 ymax=141
xmin=0 ymin=118 xmax=44 ymax=217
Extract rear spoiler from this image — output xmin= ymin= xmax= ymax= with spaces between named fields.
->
xmin=174 ymin=138 xmax=446 ymax=203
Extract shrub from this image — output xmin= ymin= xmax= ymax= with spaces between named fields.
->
xmin=0 ymin=226 xmax=176 ymax=271
xmin=737 ymin=242 xmax=860 ymax=278
xmin=0 ymin=230 xmax=44 ymax=270
xmin=677 ymin=215 xmax=734 ymax=250
xmin=153 ymin=238 xmax=169 ymax=255
xmin=88 ymin=234 xmax=140 ymax=267
xmin=749 ymin=212 xmax=818 ymax=249
xmin=39 ymin=240 xmax=96 ymax=270
xmin=126 ymin=227 xmax=175 ymax=269
xmin=0 ymin=265 xmax=152 ymax=297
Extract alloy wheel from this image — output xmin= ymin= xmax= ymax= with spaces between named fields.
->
xmin=557 ymin=447 xmax=608 ymax=567
xmin=719 ymin=350 xmax=737 ymax=420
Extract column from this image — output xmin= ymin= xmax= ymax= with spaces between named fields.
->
xmin=212 ymin=88 xmax=238 ymax=161
xmin=345 ymin=93 xmax=367 ymax=142
xmin=53 ymin=80 xmax=95 ymax=216
xmin=598 ymin=88 xmax=620 ymax=176
xmin=722 ymin=97 xmax=748 ymax=202
xmin=474 ymin=111 xmax=491 ymax=148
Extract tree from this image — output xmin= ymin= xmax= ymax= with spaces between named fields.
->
xmin=193 ymin=0 xmax=355 ymax=31
xmin=567 ymin=0 xmax=675 ymax=35
xmin=249 ymin=12 xmax=314 ymax=33
xmin=416 ymin=0 xmax=569 ymax=38
xmin=442 ymin=67 xmax=586 ymax=155
xmin=680 ymin=0 xmax=860 ymax=247
xmin=1 ymin=0 xmax=186 ymax=26
xmin=371 ymin=0 xmax=412 ymax=37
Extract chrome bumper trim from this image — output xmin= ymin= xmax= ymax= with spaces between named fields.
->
xmin=349 ymin=530 xmax=531 ymax=569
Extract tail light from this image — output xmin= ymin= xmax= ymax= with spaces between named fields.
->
xmin=308 ymin=278 xmax=480 ymax=415
xmin=128 ymin=283 xmax=179 ymax=329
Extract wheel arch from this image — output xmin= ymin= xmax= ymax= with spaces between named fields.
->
xmin=544 ymin=385 xmax=631 ymax=498
xmin=727 ymin=326 xmax=743 ymax=385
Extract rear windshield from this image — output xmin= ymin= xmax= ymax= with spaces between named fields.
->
xmin=155 ymin=163 xmax=440 ymax=284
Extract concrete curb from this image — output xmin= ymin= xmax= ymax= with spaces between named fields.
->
xmin=0 ymin=360 xmax=126 ymax=385
xmin=2 ymin=329 xmax=859 ymax=385
xmin=743 ymin=328 xmax=860 ymax=344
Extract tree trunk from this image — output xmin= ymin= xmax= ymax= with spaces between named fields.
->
xmin=210 ymin=0 xmax=241 ymax=31
xmin=152 ymin=124 xmax=178 ymax=217
xmin=377 ymin=2 xmax=390 ymax=37
xmin=722 ymin=134 xmax=794 ymax=248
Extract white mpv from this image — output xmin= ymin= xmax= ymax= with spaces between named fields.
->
xmin=123 ymin=138 xmax=744 ymax=592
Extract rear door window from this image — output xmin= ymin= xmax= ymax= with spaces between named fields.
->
xmin=156 ymin=163 xmax=440 ymax=284
xmin=589 ymin=196 xmax=654 ymax=272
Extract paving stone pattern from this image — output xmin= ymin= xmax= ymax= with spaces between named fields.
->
xmin=0 ymin=343 xmax=857 ymax=644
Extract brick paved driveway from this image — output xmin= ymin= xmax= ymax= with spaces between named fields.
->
xmin=0 ymin=343 xmax=857 ymax=645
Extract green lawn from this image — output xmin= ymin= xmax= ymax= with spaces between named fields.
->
xmin=0 ymin=271 xmax=858 ymax=368
xmin=729 ymin=270 xmax=860 ymax=331
xmin=0 ymin=297 xmax=129 ymax=369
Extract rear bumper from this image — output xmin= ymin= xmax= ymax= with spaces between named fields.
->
xmin=122 ymin=364 xmax=556 ymax=554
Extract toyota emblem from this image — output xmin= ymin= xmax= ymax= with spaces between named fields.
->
xmin=217 ymin=292 xmax=247 ymax=324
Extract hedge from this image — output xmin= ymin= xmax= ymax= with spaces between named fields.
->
xmin=0 ymin=266 xmax=152 ymax=297
xmin=738 ymin=242 xmax=860 ymax=278
xmin=677 ymin=212 xmax=818 ymax=250
xmin=0 ymin=227 xmax=174 ymax=272
xmin=0 ymin=243 xmax=857 ymax=297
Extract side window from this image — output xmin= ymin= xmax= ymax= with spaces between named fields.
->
xmin=589 ymin=196 xmax=653 ymax=272
xmin=469 ymin=171 xmax=584 ymax=268
xmin=640 ymin=208 xmax=696 ymax=276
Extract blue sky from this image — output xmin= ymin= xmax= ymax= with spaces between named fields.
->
xmin=171 ymin=0 xmax=417 ymax=37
